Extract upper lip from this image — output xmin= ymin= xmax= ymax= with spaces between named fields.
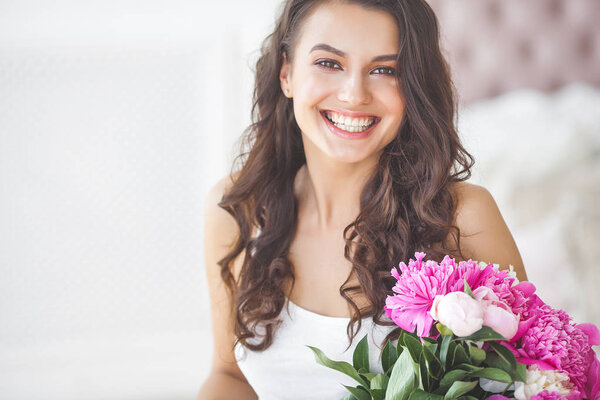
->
xmin=320 ymin=107 xmax=380 ymax=119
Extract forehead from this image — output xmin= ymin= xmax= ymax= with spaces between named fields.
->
xmin=294 ymin=2 xmax=399 ymax=58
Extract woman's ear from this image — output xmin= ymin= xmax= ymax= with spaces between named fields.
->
xmin=279 ymin=52 xmax=292 ymax=98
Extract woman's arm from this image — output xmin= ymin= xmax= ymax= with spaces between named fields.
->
xmin=196 ymin=175 xmax=258 ymax=400
xmin=451 ymin=182 xmax=528 ymax=282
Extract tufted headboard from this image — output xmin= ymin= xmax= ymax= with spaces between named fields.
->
xmin=427 ymin=0 xmax=600 ymax=104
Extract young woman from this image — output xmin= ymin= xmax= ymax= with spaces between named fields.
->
xmin=198 ymin=0 xmax=527 ymax=399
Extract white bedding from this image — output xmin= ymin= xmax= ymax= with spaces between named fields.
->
xmin=457 ymin=83 xmax=600 ymax=329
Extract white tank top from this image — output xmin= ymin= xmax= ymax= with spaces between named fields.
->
xmin=234 ymin=297 xmax=398 ymax=400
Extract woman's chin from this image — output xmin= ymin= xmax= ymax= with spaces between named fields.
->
xmin=322 ymin=148 xmax=380 ymax=165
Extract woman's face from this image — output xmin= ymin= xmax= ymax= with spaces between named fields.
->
xmin=280 ymin=1 xmax=405 ymax=165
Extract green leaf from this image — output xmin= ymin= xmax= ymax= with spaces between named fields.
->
xmin=450 ymin=344 xmax=469 ymax=367
xmin=467 ymin=367 xmax=512 ymax=383
xmin=485 ymin=352 xmax=527 ymax=383
xmin=408 ymin=389 xmax=430 ymax=400
xmin=403 ymin=334 xmax=423 ymax=363
xmin=515 ymin=362 xmax=527 ymax=382
xmin=484 ymin=353 xmax=510 ymax=371
xmin=307 ymin=346 xmax=366 ymax=386
xmin=440 ymin=334 xmax=452 ymax=369
xmin=459 ymin=396 xmax=479 ymax=400
xmin=354 ymin=334 xmax=371 ymax=372
xmin=454 ymin=326 xmax=506 ymax=342
xmin=382 ymin=340 xmax=398 ymax=374
xmin=454 ymin=363 xmax=483 ymax=372
xmin=464 ymin=280 xmax=475 ymax=299
xmin=437 ymin=369 xmax=468 ymax=392
xmin=422 ymin=337 xmax=437 ymax=344
xmin=488 ymin=342 xmax=517 ymax=371
xmin=397 ymin=333 xmax=406 ymax=358
xmin=385 ymin=348 xmax=417 ymax=400
xmin=424 ymin=341 xmax=438 ymax=355
xmin=372 ymin=389 xmax=386 ymax=400
xmin=359 ymin=372 xmax=378 ymax=389
xmin=360 ymin=372 xmax=378 ymax=380
xmin=398 ymin=330 xmax=407 ymax=346
xmin=419 ymin=350 xmax=430 ymax=391
xmin=340 ymin=394 xmax=358 ymax=400
xmin=467 ymin=344 xmax=486 ymax=365
xmin=408 ymin=389 xmax=443 ymax=400
xmin=343 ymin=385 xmax=371 ymax=400
xmin=371 ymin=373 xmax=390 ymax=390
xmin=443 ymin=381 xmax=478 ymax=400
xmin=422 ymin=343 xmax=442 ymax=378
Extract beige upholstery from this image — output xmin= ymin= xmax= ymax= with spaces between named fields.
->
xmin=428 ymin=0 xmax=600 ymax=104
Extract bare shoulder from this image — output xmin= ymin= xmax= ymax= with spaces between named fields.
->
xmin=203 ymin=172 xmax=250 ymax=383
xmin=204 ymin=173 xmax=241 ymax=250
xmin=449 ymin=182 xmax=528 ymax=282
xmin=452 ymin=182 xmax=497 ymax=228
xmin=205 ymin=173 xmax=237 ymax=219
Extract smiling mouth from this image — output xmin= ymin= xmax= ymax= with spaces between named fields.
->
xmin=321 ymin=110 xmax=380 ymax=133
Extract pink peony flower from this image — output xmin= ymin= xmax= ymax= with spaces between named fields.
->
xmin=530 ymin=390 xmax=583 ymax=400
xmin=385 ymin=252 xmax=538 ymax=338
xmin=509 ymin=303 xmax=598 ymax=395
xmin=584 ymin=348 xmax=600 ymax=400
xmin=430 ymin=291 xmax=483 ymax=337
xmin=473 ymin=286 xmax=519 ymax=340
xmin=385 ymin=252 xmax=457 ymax=337
xmin=448 ymin=259 xmax=497 ymax=292
xmin=529 ymin=391 xmax=566 ymax=400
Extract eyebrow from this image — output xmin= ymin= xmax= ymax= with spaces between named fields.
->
xmin=309 ymin=43 xmax=398 ymax=62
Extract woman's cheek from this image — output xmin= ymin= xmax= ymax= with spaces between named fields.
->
xmin=295 ymin=71 xmax=340 ymax=103
xmin=374 ymin=79 xmax=403 ymax=106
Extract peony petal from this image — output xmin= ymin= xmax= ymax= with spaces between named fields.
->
xmin=513 ymin=281 xmax=537 ymax=298
xmin=413 ymin=309 xmax=434 ymax=337
xmin=385 ymin=295 xmax=404 ymax=309
xmin=585 ymin=354 xmax=600 ymax=400
xmin=483 ymin=304 xmax=519 ymax=340
xmin=577 ymin=322 xmax=600 ymax=346
xmin=511 ymin=315 xmax=537 ymax=342
xmin=384 ymin=307 xmax=392 ymax=319
xmin=516 ymin=356 xmax=558 ymax=370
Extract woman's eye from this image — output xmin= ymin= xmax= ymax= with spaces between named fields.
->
xmin=316 ymin=59 xmax=341 ymax=70
xmin=371 ymin=66 xmax=395 ymax=75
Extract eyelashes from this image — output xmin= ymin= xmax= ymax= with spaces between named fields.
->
xmin=371 ymin=66 xmax=395 ymax=75
xmin=316 ymin=59 xmax=342 ymax=70
xmin=315 ymin=59 xmax=396 ymax=75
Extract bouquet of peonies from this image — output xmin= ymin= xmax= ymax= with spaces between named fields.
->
xmin=308 ymin=252 xmax=600 ymax=400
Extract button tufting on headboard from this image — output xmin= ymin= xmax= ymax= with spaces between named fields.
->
xmin=427 ymin=0 xmax=600 ymax=104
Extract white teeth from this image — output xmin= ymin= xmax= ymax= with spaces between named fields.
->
xmin=325 ymin=111 xmax=375 ymax=128
xmin=331 ymin=120 xmax=373 ymax=132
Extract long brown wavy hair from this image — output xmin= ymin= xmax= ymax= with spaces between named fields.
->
xmin=218 ymin=0 xmax=474 ymax=353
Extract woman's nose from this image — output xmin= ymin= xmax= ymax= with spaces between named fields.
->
xmin=337 ymin=73 xmax=372 ymax=105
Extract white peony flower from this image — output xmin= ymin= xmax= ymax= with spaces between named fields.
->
xmin=513 ymin=365 xmax=575 ymax=400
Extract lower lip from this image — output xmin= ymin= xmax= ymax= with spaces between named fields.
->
xmin=320 ymin=112 xmax=380 ymax=140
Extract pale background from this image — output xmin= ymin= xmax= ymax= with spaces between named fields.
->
xmin=0 ymin=1 xmax=598 ymax=399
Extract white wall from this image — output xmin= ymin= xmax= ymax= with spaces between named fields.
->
xmin=0 ymin=1 xmax=281 ymax=398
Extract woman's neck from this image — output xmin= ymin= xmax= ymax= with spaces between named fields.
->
xmin=295 ymin=147 xmax=378 ymax=232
